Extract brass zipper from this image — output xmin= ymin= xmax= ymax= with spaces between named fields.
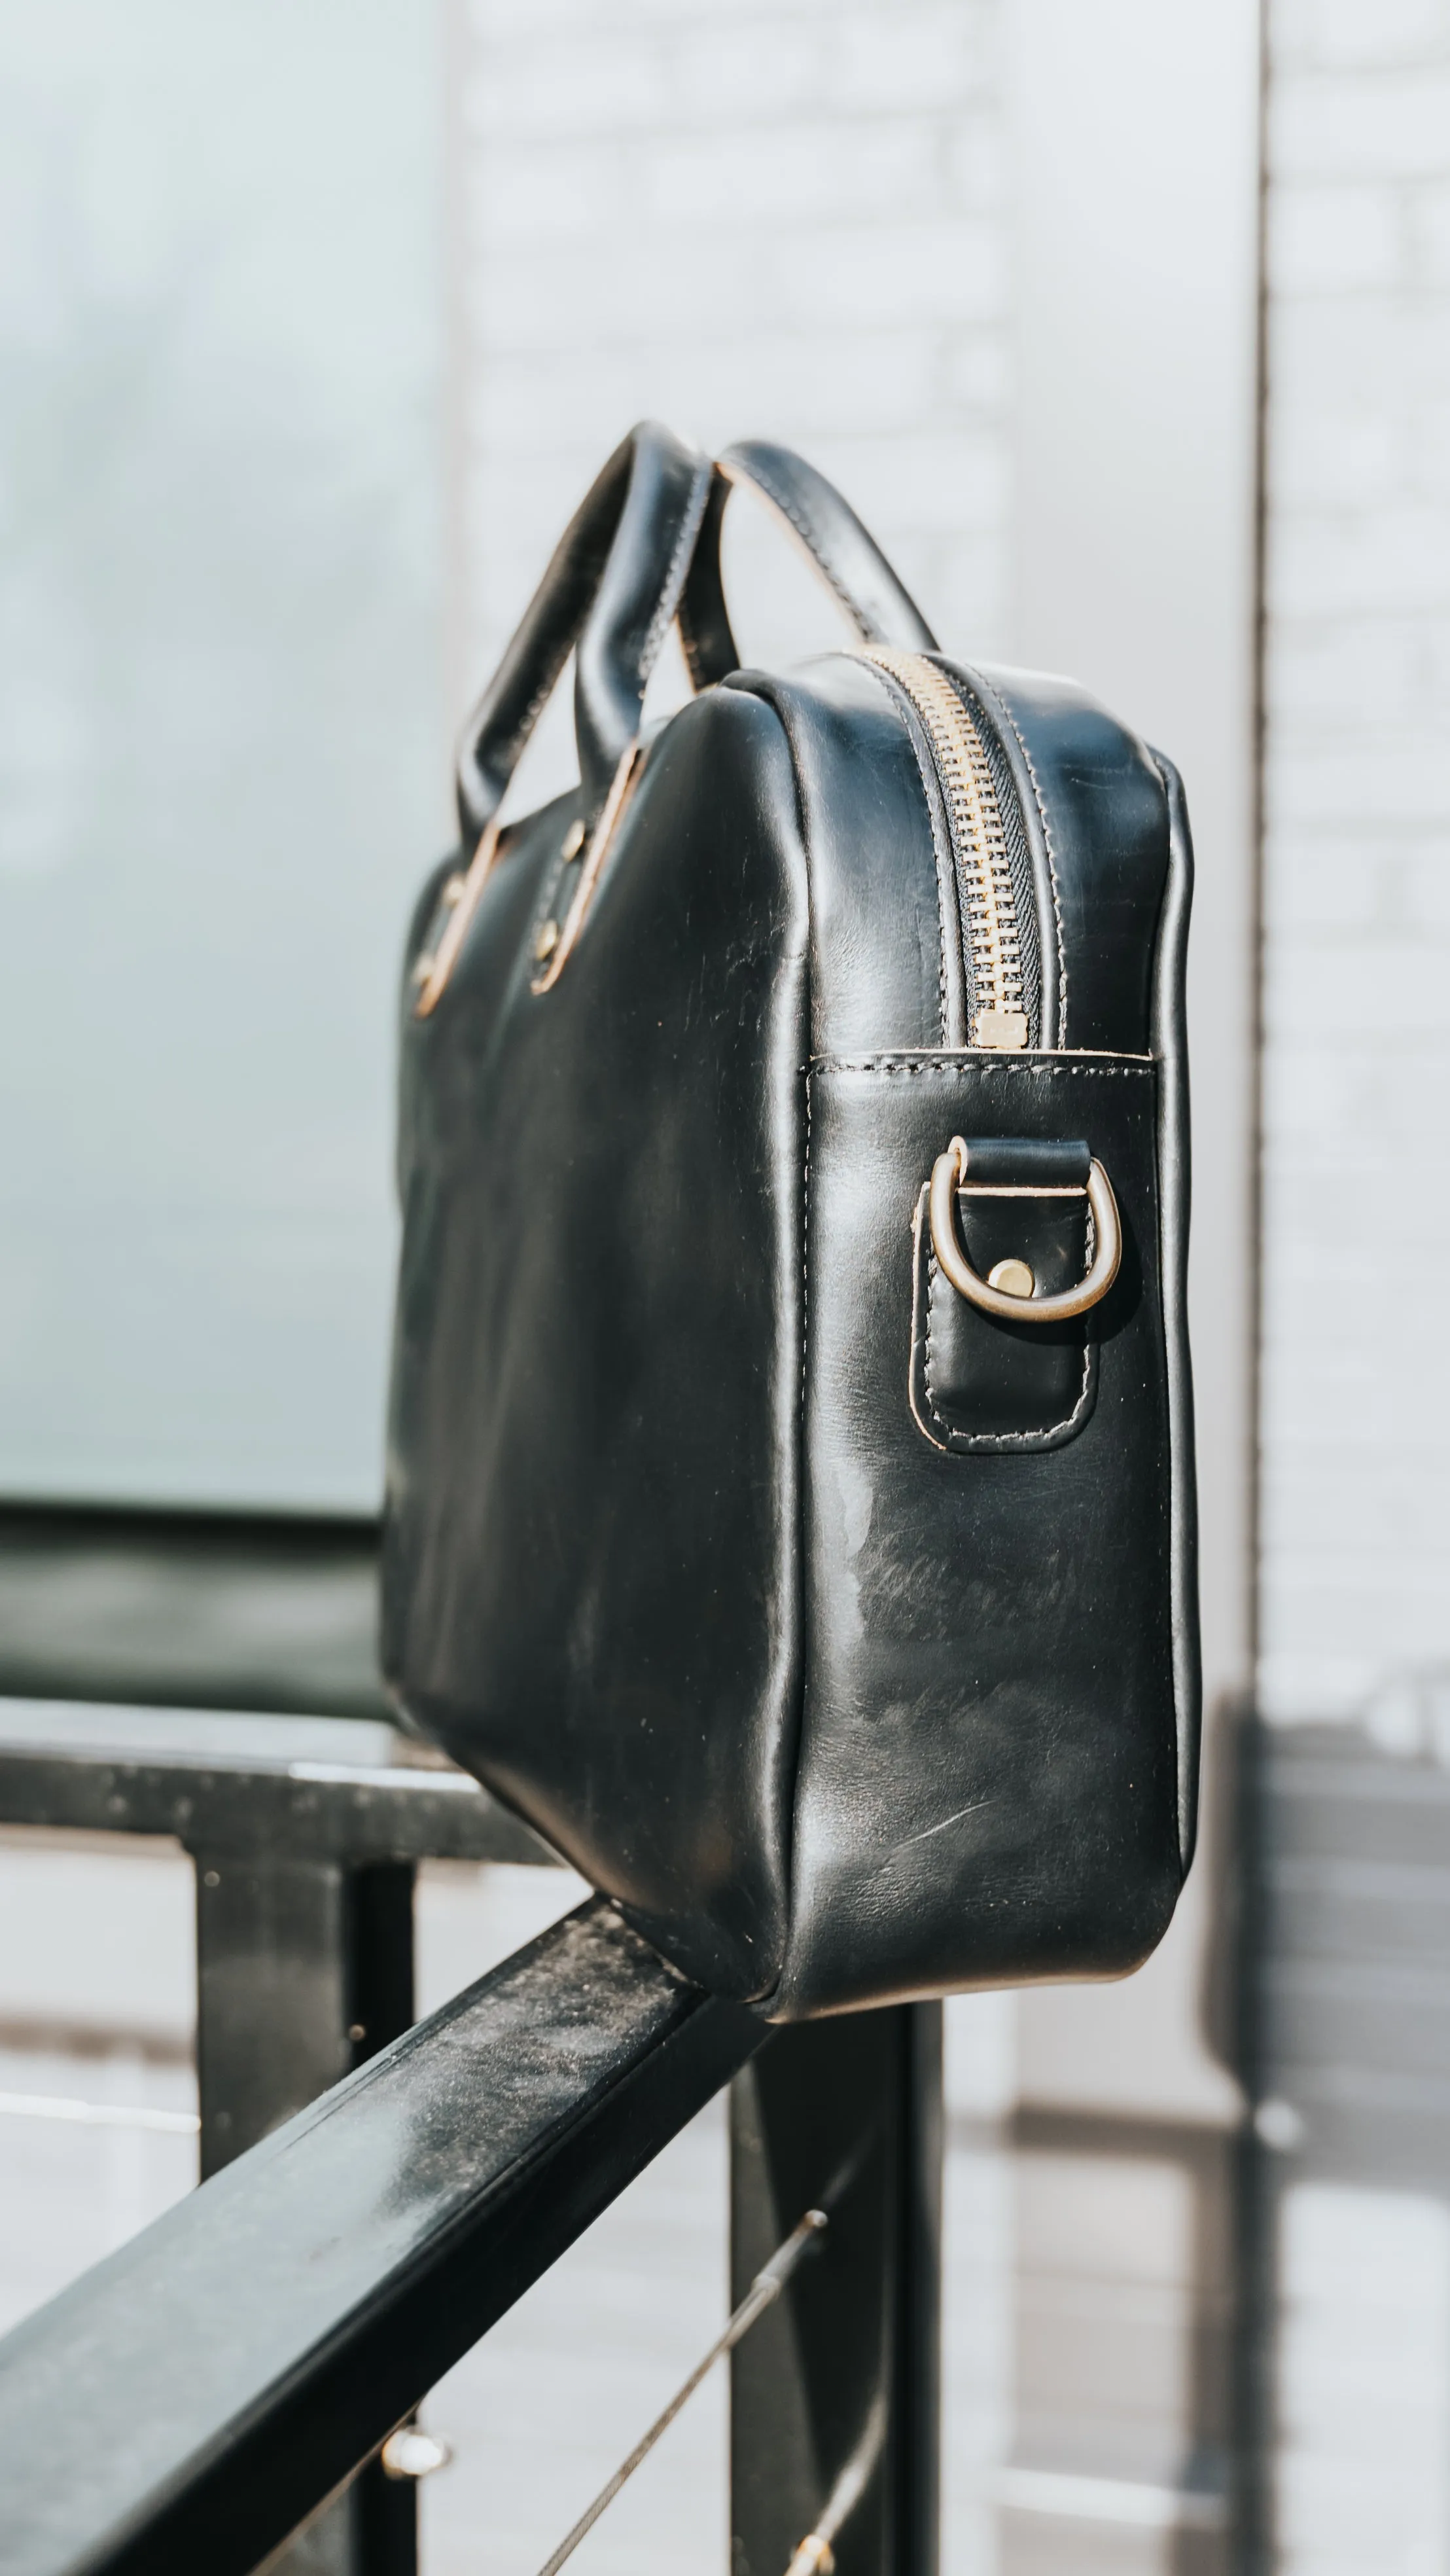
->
xmin=863 ymin=649 xmax=1029 ymax=1050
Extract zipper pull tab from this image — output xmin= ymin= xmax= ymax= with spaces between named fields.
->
xmin=973 ymin=1007 xmax=1029 ymax=1050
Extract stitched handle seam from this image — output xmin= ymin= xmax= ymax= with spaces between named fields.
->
xmin=743 ymin=461 xmax=883 ymax=640
xmin=639 ymin=458 xmax=713 ymax=685
xmin=463 ymin=653 xmax=567 ymax=820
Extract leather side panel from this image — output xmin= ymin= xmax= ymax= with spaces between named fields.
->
xmin=1150 ymin=752 xmax=1201 ymax=1869
xmin=383 ymin=688 xmax=811 ymax=2002
xmin=960 ymin=664 xmax=1171 ymax=1052
xmin=777 ymin=1052 xmax=1182 ymax=2019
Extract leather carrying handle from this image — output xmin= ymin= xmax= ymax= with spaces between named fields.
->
xmin=679 ymin=440 xmax=938 ymax=688
xmin=455 ymin=421 xmax=711 ymax=848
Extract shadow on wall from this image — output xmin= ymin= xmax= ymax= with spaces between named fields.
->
xmin=1235 ymin=1709 xmax=1450 ymax=2576
xmin=987 ymin=1702 xmax=1450 ymax=2576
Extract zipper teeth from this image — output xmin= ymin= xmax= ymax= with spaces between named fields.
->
xmin=864 ymin=649 xmax=1026 ymax=1041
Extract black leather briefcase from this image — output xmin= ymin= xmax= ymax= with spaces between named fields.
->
xmin=383 ymin=422 xmax=1199 ymax=2018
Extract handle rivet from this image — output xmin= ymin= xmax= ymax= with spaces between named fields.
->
xmin=440 ymin=872 xmax=467 ymax=906
xmin=561 ymin=817 xmax=586 ymax=861
xmin=534 ymin=918 xmax=560 ymax=962
xmin=987 ymin=1258 xmax=1034 ymax=1299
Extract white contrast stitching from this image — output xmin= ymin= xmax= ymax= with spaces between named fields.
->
xmin=740 ymin=461 xmax=876 ymax=637
xmin=460 ymin=653 xmax=565 ymax=821
xmin=815 ymin=1056 xmax=1153 ymax=1079
xmin=919 ymin=1219 xmax=1095 ymax=1451
xmin=639 ymin=457 xmax=713 ymax=683
xmin=964 ymin=668 xmax=1068 ymax=1048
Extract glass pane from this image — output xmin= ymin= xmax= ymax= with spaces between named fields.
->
xmin=0 ymin=0 xmax=442 ymax=1509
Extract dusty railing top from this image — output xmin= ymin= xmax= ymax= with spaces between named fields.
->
xmin=0 ymin=1729 xmax=555 ymax=1865
xmin=0 ymin=1898 xmax=763 ymax=2576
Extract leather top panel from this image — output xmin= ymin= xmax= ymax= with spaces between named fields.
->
xmin=727 ymin=658 xmax=960 ymax=1057
xmin=729 ymin=654 xmax=1172 ymax=1064
xmin=957 ymin=664 xmax=1171 ymax=1052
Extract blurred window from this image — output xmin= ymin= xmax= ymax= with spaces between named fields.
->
xmin=0 ymin=1 xmax=443 ymax=1511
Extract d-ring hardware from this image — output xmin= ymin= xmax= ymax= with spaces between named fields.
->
xmin=928 ymin=1136 xmax=1121 ymax=1323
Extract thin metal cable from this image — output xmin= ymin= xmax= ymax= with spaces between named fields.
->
xmin=532 ymin=2207 xmax=828 ymax=2576
xmin=781 ymin=2390 xmax=888 ymax=2576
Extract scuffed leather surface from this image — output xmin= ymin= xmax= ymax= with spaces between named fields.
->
xmin=728 ymin=658 xmax=962 ymax=1054
xmin=384 ymin=687 xmax=810 ymax=2002
xmin=781 ymin=1054 xmax=1180 ymax=2018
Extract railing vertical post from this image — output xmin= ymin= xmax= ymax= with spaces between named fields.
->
xmin=191 ymin=1848 xmax=419 ymax=2576
xmin=730 ymin=2001 xmax=943 ymax=2576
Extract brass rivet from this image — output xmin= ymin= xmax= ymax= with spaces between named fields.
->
xmin=987 ymin=1257 xmax=1034 ymax=1299
xmin=440 ymin=872 xmax=467 ymax=906
xmin=410 ymin=952 xmax=434 ymax=984
xmin=561 ymin=816 xmax=586 ymax=861
xmin=534 ymin=918 xmax=559 ymax=962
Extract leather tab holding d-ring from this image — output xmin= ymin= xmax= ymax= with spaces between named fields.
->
xmin=929 ymin=1137 xmax=1120 ymax=1325
xmin=910 ymin=1133 xmax=1108 ymax=1456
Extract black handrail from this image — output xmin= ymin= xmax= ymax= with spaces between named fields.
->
xmin=0 ymin=1722 xmax=943 ymax=2576
xmin=0 ymin=1739 xmax=552 ymax=1867
xmin=0 ymin=1503 xmax=385 ymax=1720
xmin=0 ymin=1899 xmax=763 ymax=2576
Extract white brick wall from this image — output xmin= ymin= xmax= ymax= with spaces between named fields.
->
xmin=450 ymin=0 xmax=1012 ymax=733
xmin=447 ymin=0 xmax=1450 ymax=1735
xmin=1259 ymin=0 xmax=1450 ymax=1722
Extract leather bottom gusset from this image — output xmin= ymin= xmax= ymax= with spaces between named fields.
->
xmin=775 ymin=1050 xmax=1180 ymax=2020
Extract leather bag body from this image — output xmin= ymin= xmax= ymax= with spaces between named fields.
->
xmin=382 ymin=424 xmax=1199 ymax=2020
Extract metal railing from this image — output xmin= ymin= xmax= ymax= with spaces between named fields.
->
xmin=0 ymin=1727 xmax=942 ymax=2576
